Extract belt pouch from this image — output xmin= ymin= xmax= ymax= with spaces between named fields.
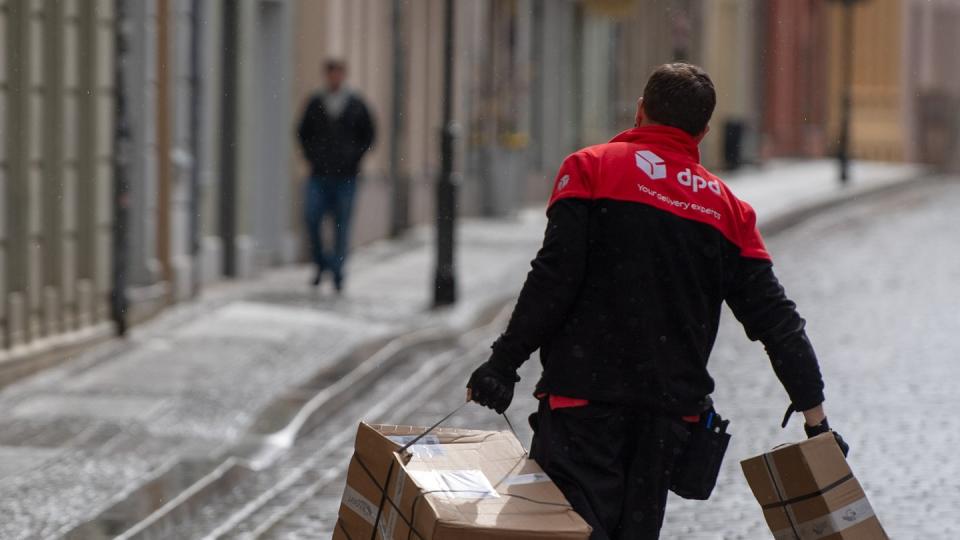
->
xmin=670 ymin=410 xmax=731 ymax=500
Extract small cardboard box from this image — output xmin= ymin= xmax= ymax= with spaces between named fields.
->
xmin=741 ymin=433 xmax=887 ymax=540
xmin=334 ymin=422 xmax=591 ymax=539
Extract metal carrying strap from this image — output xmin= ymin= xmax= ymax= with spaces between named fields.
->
xmin=397 ymin=401 xmax=467 ymax=454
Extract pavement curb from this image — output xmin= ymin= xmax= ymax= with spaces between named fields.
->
xmin=757 ymin=172 xmax=935 ymax=236
xmin=240 ymin=291 xmax=515 ymax=459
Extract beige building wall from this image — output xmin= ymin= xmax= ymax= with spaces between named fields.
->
xmin=902 ymin=0 xmax=960 ymax=169
xmin=0 ymin=0 xmax=8 ymax=349
xmin=291 ymin=0 xmax=700 ymax=245
xmin=197 ymin=0 xmax=224 ymax=286
xmin=290 ymin=0 xmax=747 ymax=248
xmin=700 ymin=0 xmax=761 ymax=169
xmin=4 ymin=0 xmax=44 ymax=347
xmin=0 ymin=0 xmax=114 ymax=373
xmin=612 ymin=1 xmax=707 ymax=136
xmin=403 ymin=0 xmax=447 ymax=226
xmin=293 ymin=0 xmax=442 ymax=249
xmin=231 ymin=0 xmax=296 ymax=278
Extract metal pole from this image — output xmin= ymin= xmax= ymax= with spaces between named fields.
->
xmin=837 ymin=0 xmax=855 ymax=184
xmin=156 ymin=0 xmax=172 ymax=288
xmin=111 ymin=0 xmax=131 ymax=336
xmin=220 ymin=0 xmax=238 ymax=277
xmin=433 ymin=0 xmax=457 ymax=307
xmin=188 ymin=0 xmax=203 ymax=296
xmin=389 ymin=0 xmax=409 ymax=238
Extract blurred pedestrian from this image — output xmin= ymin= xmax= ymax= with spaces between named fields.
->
xmin=467 ymin=63 xmax=847 ymax=539
xmin=297 ymin=59 xmax=375 ymax=292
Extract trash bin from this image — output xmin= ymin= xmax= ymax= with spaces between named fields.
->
xmin=917 ymin=91 xmax=960 ymax=171
xmin=723 ymin=120 xmax=745 ymax=171
xmin=480 ymin=139 xmax=529 ymax=218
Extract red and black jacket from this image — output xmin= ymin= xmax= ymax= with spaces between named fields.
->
xmin=491 ymin=126 xmax=825 ymax=416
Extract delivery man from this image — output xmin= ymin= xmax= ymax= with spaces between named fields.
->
xmin=466 ymin=63 xmax=848 ymax=539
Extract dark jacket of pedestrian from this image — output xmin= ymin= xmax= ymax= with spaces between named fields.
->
xmin=297 ymin=92 xmax=375 ymax=178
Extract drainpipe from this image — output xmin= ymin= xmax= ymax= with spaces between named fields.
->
xmin=389 ymin=0 xmax=409 ymax=238
xmin=156 ymin=0 xmax=173 ymax=291
xmin=433 ymin=0 xmax=457 ymax=307
xmin=220 ymin=0 xmax=238 ymax=277
xmin=111 ymin=0 xmax=131 ymax=336
xmin=188 ymin=0 xmax=203 ymax=295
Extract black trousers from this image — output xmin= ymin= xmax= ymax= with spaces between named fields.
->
xmin=529 ymin=400 xmax=691 ymax=540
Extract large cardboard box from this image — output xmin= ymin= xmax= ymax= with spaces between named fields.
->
xmin=334 ymin=422 xmax=591 ymax=539
xmin=741 ymin=433 xmax=888 ymax=540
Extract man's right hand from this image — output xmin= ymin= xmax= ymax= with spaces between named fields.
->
xmin=466 ymin=360 xmax=519 ymax=414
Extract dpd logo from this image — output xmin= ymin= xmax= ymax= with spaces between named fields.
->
xmin=635 ymin=150 xmax=666 ymax=180
xmin=677 ymin=168 xmax=721 ymax=195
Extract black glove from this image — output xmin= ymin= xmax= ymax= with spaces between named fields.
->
xmin=466 ymin=360 xmax=519 ymax=414
xmin=804 ymin=418 xmax=850 ymax=457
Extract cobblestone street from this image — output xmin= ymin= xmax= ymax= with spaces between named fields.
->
xmin=273 ymin=179 xmax=960 ymax=539
xmin=3 ymin=0 xmax=960 ymax=537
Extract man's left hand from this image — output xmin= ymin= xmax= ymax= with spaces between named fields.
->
xmin=804 ymin=418 xmax=850 ymax=457
xmin=466 ymin=360 xmax=519 ymax=414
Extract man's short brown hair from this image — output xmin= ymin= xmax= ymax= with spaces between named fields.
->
xmin=324 ymin=58 xmax=347 ymax=72
xmin=642 ymin=63 xmax=716 ymax=136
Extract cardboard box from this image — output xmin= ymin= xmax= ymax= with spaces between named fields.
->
xmin=334 ymin=422 xmax=591 ymax=539
xmin=741 ymin=433 xmax=887 ymax=540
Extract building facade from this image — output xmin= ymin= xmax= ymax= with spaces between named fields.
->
xmin=0 ymin=0 xmax=116 ymax=382
xmin=124 ymin=0 xmax=298 ymax=326
xmin=290 ymin=0 xmax=702 ymax=247
xmin=0 ymin=0 xmax=301 ymax=382
xmin=2 ymin=0 xmax=957 ymax=383
xmin=902 ymin=0 xmax=960 ymax=170
xmin=758 ymin=0 xmax=959 ymax=166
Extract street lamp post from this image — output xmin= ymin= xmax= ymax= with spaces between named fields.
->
xmin=831 ymin=0 xmax=866 ymax=185
xmin=434 ymin=0 xmax=457 ymax=307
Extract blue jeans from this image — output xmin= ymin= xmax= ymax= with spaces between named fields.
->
xmin=304 ymin=176 xmax=357 ymax=281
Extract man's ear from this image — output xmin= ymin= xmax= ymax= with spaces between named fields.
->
xmin=694 ymin=124 xmax=710 ymax=143
xmin=635 ymin=97 xmax=644 ymax=128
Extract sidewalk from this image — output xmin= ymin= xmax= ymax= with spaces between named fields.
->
xmin=0 ymin=159 xmax=927 ymax=537
xmin=726 ymin=158 xmax=925 ymax=232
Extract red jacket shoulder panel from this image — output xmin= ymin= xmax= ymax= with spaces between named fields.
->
xmin=547 ymin=149 xmax=598 ymax=208
xmin=546 ymin=134 xmax=770 ymax=260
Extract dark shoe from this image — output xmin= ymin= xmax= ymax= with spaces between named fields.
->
xmin=333 ymin=274 xmax=344 ymax=294
xmin=311 ymin=268 xmax=323 ymax=287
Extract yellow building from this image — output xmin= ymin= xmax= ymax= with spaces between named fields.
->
xmin=826 ymin=0 xmax=905 ymax=162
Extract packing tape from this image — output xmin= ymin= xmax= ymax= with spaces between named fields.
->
xmin=762 ymin=453 xmax=802 ymax=538
xmin=384 ymin=469 xmax=407 ymax=539
xmin=407 ymin=469 xmax=500 ymax=500
xmin=387 ymin=435 xmax=446 ymax=459
xmin=772 ymin=496 xmax=876 ymax=540
xmin=504 ymin=472 xmax=552 ymax=486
